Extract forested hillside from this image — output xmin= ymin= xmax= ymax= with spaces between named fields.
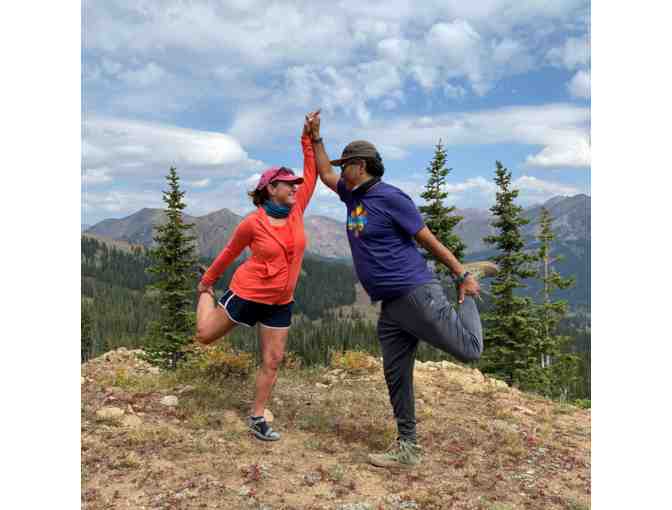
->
xmin=466 ymin=240 xmax=591 ymax=308
xmin=81 ymin=233 xmax=589 ymax=400
xmin=81 ymin=236 xmax=357 ymax=359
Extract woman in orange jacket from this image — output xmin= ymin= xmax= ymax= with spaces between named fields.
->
xmin=195 ymin=111 xmax=320 ymax=441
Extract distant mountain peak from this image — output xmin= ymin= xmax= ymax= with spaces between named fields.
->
xmin=87 ymin=194 xmax=589 ymax=259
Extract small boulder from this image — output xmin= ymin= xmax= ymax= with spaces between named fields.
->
xmin=96 ymin=407 xmax=125 ymax=420
xmin=160 ymin=395 xmax=179 ymax=407
xmin=489 ymin=378 xmax=509 ymax=390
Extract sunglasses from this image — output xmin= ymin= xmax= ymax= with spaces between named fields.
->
xmin=268 ymin=167 xmax=297 ymax=185
xmin=339 ymin=160 xmax=361 ymax=172
xmin=271 ymin=166 xmax=295 ymax=179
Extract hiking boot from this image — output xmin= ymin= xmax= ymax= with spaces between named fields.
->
xmin=247 ymin=416 xmax=281 ymax=441
xmin=368 ymin=439 xmax=422 ymax=468
xmin=462 ymin=261 xmax=498 ymax=280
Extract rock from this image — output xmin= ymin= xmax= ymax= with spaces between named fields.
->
xmin=160 ymin=396 xmax=179 ymax=407
xmin=148 ymin=366 xmax=160 ymax=375
xmin=176 ymin=385 xmax=195 ymax=394
xmin=121 ymin=415 xmax=143 ymax=428
xmin=489 ymin=378 xmax=509 ymax=390
xmin=263 ymin=409 xmax=274 ymax=423
xmin=96 ymin=407 xmax=125 ymax=420
xmin=427 ymin=367 xmax=438 ymax=372
xmin=316 ymin=383 xmax=329 ymax=389
xmin=513 ymin=405 xmax=536 ymax=415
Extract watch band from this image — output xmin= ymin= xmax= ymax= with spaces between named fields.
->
xmin=454 ymin=271 xmax=471 ymax=285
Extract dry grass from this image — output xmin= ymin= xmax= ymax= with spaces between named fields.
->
xmin=82 ymin=348 xmax=590 ymax=509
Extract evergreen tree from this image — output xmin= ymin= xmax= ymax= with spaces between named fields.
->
xmin=481 ymin=161 xmax=539 ymax=385
xmin=535 ymin=207 xmax=576 ymax=367
xmin=81 ymin=302 xmax=93 ymax=363
xmin=143 ymin=167 xmax=198 ymax=369
xmin=523 ymin=207 xmax=580 ymax=398
xmin=419 ymin=140 xmax=466 ymax=277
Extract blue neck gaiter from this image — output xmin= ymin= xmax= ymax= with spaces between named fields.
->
xmin=263 ymin=201 xmax=291 ymax=218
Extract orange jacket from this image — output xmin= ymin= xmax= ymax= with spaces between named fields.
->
xmin=200 ymin=135 xmax=316 ymax=305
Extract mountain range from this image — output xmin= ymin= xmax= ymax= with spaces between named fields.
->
xmin=85 ymin=208 xmax=351 ymax=259
xmin=84 ymin=194 xmax=589 ymax=260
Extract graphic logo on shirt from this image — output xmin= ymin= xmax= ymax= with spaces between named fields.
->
xmin=347 ymin=203 xmax=367 ymax=237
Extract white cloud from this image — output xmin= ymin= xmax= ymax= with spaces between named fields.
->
xmin=83 ymin=117 xmax=259 ymax=175
xmin=244 ymin=173 xmax=262 ymax=186
xmin=547 ymin=36 xmax=590 ymax=70
xmin=377 ymin=145 xmax=409 ymax=160
xmin=119 ymin=62 xmax=168 ymax=87
xmin=567 ymin=70 xmax=591 ymax=99
xmin=513 ymin=175 xmax=579 ymax=196
xmin=426 ymin=20 xmax=482 ymax=59
xmin=384 ymin=173 xmax=579 ymax=211
xmin=445 ymin=177 xmax=497 ymax=195
xmin=377 ymin=38 xmax=411 ymax=63
xmin=347 ymin=104 xmax=590 ymax=168
xmin=84 ymin=1 xmax=588 ymax=120
xmin=82 ymin=167 xmax=113 ymax=185
xmin=82 ymin=190 xmax=164 ymax=216
xmin=285 ymin=61 xmax=404 ymax=124
xmin=186 ymin=178 xmax=211 ymax=188
xmin=81 ymin=1 xmax=591 ymax=222
xmin=525 ymin=136 xmax=590 ymax=168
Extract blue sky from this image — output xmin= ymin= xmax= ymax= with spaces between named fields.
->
xmin=82 ymin=0 xmax=590 ymax=225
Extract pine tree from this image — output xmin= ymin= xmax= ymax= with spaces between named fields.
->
xmin=524 ymin=207 xmax=579 ymax=398
xmin=81 ymin=302 xmax=93 ymax=363
xmin=143 ymin=167 xmax=198 ymax=369
xmin=536 ymin=207 xmax=575 ymax=366
xmin=481 ymin=161 xmax=539 ymax=385
xmin=419 ymin=140 xmax=466 ymax=278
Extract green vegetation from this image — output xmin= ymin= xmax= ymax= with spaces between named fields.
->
xmin=142 ymin=167 xmax=199 ymax=369
xmin=419 ymin=139 xmax=466 ymax=271
xmin=481 ymin=161 xmax=540 ymax=385
xmin=81 ymin=158 xmax=590 ymax=403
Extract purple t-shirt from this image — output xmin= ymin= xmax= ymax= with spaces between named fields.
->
xmin=337 ymin=178 xmax=434 ymax=302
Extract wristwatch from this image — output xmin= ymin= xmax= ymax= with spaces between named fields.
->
xmin=453 ymin=271 xmax=471 ymax=285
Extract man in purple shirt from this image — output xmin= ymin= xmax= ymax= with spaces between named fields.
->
xmin=307 ymin=112 xmax=496 ymax=469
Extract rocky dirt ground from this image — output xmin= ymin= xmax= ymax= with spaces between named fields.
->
xmin=81 ymin=348 xmax=590 ymax=510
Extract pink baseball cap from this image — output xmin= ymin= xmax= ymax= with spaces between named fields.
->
xmin=255 ymin=166 xmax=304 ymax=190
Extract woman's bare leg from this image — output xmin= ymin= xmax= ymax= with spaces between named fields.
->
xmin=252 ymin=325 xmax=289 ymax=417
xmin=195 ymin=291 xmax=237 ymax=344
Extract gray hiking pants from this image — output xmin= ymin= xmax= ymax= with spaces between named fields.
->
xmin=377 ymin=281 xmax=484 ymax=443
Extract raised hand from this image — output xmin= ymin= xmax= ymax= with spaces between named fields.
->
xmin=305 ymin=109 xmax=321 ymax=140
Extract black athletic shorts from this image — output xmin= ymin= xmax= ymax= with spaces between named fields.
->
xmin=218 ymin=289 xmax=293 ymax=328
